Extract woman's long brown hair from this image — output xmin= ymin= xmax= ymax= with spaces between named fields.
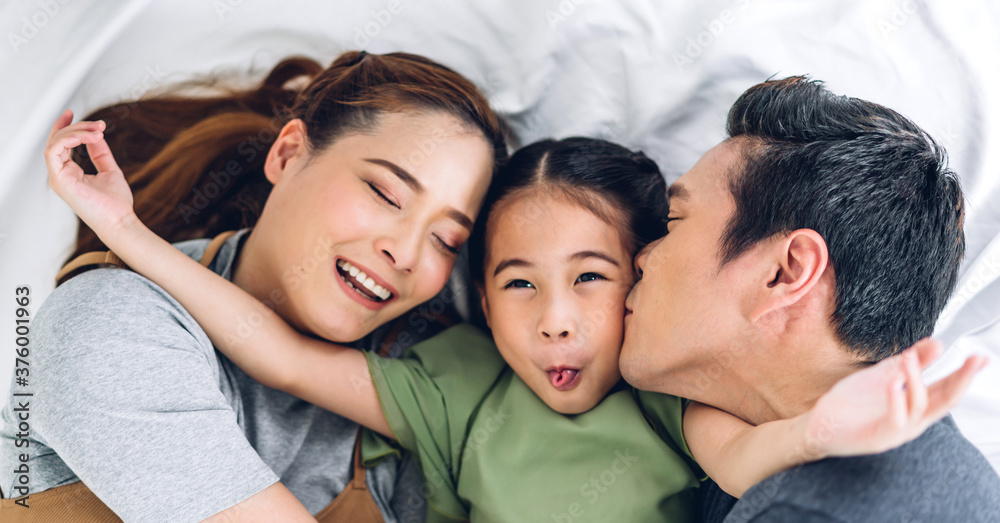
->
xmin=65 ymin=51 xmax=507 ymax=281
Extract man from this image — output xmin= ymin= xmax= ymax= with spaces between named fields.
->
xmin=621 ymin=76 xmax=1000 ymax=522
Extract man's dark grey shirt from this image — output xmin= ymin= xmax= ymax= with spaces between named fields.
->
xmin=700 ymin=416 xmax=1000 ymax=522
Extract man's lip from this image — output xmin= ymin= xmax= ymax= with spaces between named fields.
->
xmin=335 ymin=257 xmax=399 ymax=297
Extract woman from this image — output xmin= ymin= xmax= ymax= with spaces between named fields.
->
xmin=0 ymin=50 xmax=507 ymax=522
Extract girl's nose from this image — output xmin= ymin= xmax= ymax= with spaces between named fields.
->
xmin=538 ymin=295 xmax=576 ymax=340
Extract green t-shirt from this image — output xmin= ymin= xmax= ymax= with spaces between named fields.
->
xmin=362 ymin=324 xmax=701 ymax=522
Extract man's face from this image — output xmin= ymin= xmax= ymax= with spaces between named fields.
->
xmin=620 ymin=140 xmax=756 ymax=394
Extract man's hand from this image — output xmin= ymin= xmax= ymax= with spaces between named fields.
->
xmin=804 ymin=338 xmax=988 ymax=459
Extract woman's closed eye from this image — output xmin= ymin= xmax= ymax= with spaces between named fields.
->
xmin=367 ymin=181 xmax=400 ymax=209
xmin=434 ymin=234 xmax=461 ymax=255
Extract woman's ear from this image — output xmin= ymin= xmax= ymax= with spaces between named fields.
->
xmin=264 ymin=119 xmax=307 ymax=185
xmin=751 ymin=228 xmax=830 ymax=321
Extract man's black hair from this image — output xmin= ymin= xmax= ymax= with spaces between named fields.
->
xmin=722 ymin=76 xmax=965 ymax=362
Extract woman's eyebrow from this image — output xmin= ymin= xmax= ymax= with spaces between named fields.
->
xmin=364 ymin=157 xmax=473 ymax=230
xmin=364 ymin=158 xmax=423 ymax=193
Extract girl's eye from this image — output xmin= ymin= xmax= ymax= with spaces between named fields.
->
xmin=368 ymin=182 xmax=399 ymax=209
xmin=576 ymin=272 xmax=606 ymax=284
xmin=434 ymin=234 xmax=461 ymax=255
xmin=504 ymin=279 xmax=534 ymax=290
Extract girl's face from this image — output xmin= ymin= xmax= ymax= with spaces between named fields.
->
xmin=243 ymin=111 xmax=494 ymax=342
xmin=480 ymin=192 xmax=635 ymax=414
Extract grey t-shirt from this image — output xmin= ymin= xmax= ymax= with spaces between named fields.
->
xmin=699 ymin=415 xmax=1000 ymax=522
xmin=0 ymin=229 xmax=452 ymax=522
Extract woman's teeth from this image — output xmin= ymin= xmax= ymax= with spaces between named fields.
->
xmin=336 ymin=260 xmax=393 ymax=301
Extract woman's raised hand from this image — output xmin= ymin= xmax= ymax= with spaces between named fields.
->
xmin=45 ymin=109 xmax=136 ymax=236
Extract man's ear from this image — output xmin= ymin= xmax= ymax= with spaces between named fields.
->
xmin=264 ymin=119 xmax=307 ymax=185
xmin=477 ymin=282 xmax=491 ymax=329
xmin=752 ymin=229 xmax=830 ymax=321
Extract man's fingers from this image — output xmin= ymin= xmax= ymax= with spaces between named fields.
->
xmin=924 ymin=355 xmax=988 ymax=422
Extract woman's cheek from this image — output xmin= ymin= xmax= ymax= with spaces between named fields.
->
xmin=413 ymin=257 xmax=455 ymax=304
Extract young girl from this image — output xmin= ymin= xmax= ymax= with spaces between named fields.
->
xmin=46 ymin=123 xmax=972 ymax=521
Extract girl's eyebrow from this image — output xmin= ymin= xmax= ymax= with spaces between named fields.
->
xmin=569 ymin=250 xmax=620 ymax=266
xmin=493 ymin=258 xmax=530 ymax=277
xmin=493 ymin=251 xmax=620 ymax=277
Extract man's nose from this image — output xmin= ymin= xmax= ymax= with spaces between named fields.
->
xmin=634 ymin=236 xmax=665 ymax=280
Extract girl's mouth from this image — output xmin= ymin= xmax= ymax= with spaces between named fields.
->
xmin=336 ymin=259 xmax=394 ymax=303
xmin=547 ymin=368 xmax=582 ymax=391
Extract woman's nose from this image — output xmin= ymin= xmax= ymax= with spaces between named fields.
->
xmin=376 ymin=231 xmax=421 ymax=273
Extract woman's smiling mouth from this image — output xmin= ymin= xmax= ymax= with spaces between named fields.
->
xmin=335 ymin=258 xmax=396 ymax=308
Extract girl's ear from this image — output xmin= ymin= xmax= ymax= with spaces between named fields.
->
xmin=477 ymin=282 xmax=491 ymax=329
xmin=264 ymin=119 xmax=307 ymax=185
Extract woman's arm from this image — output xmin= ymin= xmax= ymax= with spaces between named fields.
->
xmin=45 ymin=109 xmax=393 ymax=438
xmin=684 ymin=338 xmax=987 ymax=497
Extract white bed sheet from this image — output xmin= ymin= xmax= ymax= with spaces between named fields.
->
xmin=2 ymin=0 xmax=998 ymax=473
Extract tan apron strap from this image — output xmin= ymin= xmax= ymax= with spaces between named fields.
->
xmin=55 ymin=230 xmax=239 ymax=286
xmin=314 ymin=428 xmax=385 ymax=523
xmin=199 ymin=230 xmax=238 ymax=267
xmin=0 ymin=480 xmax=121 ymax=522
xmin=55 ymin=250 xmax=126 ymax=284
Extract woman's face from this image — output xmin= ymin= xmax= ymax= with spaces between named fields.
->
xmin=480 ymin=192 xmax=634 ymax=414
xmin=243 ymin=111 xmax=494 ymax=342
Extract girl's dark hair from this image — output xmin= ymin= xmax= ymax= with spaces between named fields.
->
xmin=66 ymin=51 xmax=508 ymax=268
xmin=469 ymin=137 xmax=669 ymax=282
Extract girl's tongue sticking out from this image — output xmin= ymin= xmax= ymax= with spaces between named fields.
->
xmin=548 ymin=368 xmax=581 ymax=391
